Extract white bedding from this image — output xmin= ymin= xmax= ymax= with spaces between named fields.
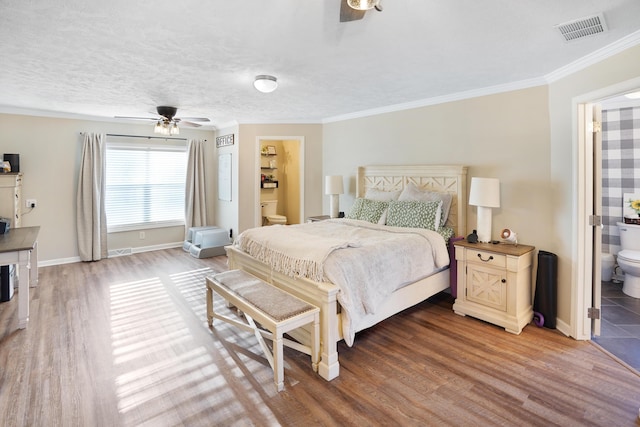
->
xmin=234 ymin=218 xmax=450 ymax=346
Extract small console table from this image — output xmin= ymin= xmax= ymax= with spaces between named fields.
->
xmin=0 ymin=226 xmax=39 ymax=329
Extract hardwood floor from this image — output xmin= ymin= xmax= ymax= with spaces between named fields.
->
xmin=1 ymin=248 xmax=640 ymax=426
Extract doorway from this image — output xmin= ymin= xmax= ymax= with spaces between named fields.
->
xmin=590 ymin=92 xmax=640 ymax=370
xmin=255 ymin=136 xmax=305 ymax=227
xmin=575 ymin=82 xmax=640 ymax=370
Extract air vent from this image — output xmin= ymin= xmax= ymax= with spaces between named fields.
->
xmin=555 ymin=13 xmax=607 ymax=42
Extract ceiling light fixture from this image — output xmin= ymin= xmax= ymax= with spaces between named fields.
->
xmin=624 ymin=91 xmax=640 ymax=99
xmin=254 ymin=75 xmax=278 ymax=93
xmin=347 ymin=0 xmax=378 ymax=10
xmin=153 ymin=119 xmax=180 ymax=135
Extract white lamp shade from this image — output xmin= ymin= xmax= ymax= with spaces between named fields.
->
xmin=325 ymin=175 xmax=344 ymax=195
xmin=254 ymin=75 xmax=278 ymax=93
xmin=469 ymin=177 xmax=500 ymax=208
xmin=347 ymin=0 xmax=378 ymax=10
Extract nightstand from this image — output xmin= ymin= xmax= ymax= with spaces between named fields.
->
xmin=452 ymin=240 xmax=535 ymax=334
xmin=306 ymin=215 xmax=331 ymax=223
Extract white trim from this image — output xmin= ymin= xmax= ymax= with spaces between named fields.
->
xmin=323 ymin=78 xmax=547 ymax=123
xmin=324 ymin=31 xmax=640 ymax=124
xmin=39 ymin=242 xmax=183 ymax=266
xmin=572 ymin=75 xmax=640 ymax=340
xmin=546 ymin=29 xmax=640 ymax=84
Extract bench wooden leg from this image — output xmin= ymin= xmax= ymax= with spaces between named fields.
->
xmin=311 ymin=312 xmax=319 ymax=373
xmin=273 ymin=331 xmax=284 ymax=392
xmin=206 ymin=284 xmax=214 ymax=326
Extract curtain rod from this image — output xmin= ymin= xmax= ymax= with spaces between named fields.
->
xmin=79 ymin=132 xmax=200 ymax=142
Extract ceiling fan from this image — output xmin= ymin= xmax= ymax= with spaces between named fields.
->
xmin=340 ymin=0 xmax=383 ymax=23
xmin=115 ymin=106 xmax=211 ymax=135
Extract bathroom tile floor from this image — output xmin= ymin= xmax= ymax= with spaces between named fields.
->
xmin=592 ymin=280 xmax=640 ymax=372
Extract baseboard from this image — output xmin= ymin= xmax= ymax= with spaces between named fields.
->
xmin=555 ymin=318 xmax=571 ymax=338
xmin=40 ymin=242 xmax=183 ymax=266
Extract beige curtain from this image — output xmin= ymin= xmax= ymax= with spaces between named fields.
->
xmin=76 ymin=132 xmax=107 ymax=261
xmin=185 ymin=139 xmax=207 ymax=236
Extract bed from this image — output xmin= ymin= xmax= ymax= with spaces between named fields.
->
xmin=226 ymin=164 xmax=468 ymax=380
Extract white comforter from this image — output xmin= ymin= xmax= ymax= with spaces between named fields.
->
xmin=234 ymin=219 xmax=449 ymax=346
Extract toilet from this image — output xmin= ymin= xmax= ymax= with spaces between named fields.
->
xmin=261 ymin=200 xmax=287 ymax=225
xmin=616 ymin=222 xmax=640 ymax=298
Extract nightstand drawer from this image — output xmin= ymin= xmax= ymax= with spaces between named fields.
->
xmin=467 ymin=249 xmax=506 ymax=268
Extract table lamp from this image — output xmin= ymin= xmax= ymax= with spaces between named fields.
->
xmin=468 ymin=177 xmax=500 ymax=243
xmin=325 ymin=175 xmax=344 ymax=218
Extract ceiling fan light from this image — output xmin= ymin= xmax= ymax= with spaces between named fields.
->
xmin=170 ymin=123 xmax=179 ymax=135
xmin=347 ymin=0 xmax=377 ymax=11
xmin=254 ymin=75 xmax=278 ymax=93
xmin=154 ymin=121 xmax=163 ymax=134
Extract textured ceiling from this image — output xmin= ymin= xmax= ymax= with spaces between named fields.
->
xmin=1 ymin=0 xmax=640 ymax=129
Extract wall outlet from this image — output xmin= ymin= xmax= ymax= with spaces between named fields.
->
xmin=25 ymin=199 xmax=37 ymax=208
xmin=139 ymin=231 xmax=145 ymax=240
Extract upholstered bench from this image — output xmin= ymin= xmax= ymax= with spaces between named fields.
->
xmin=206 ymin=269 xmax=320 ymax=391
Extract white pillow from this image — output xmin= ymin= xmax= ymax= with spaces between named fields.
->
xmin=398 ymin=182 xmax=452 ymax=227
xmin=364 ymin=188 xmax=401 ymax=201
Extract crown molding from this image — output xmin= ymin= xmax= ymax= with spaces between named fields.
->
xmin=544 ymin=29 xmax=640 ymax=83
xmin=323 ymin=77 xmax=547 ymax=123
xmin=324 ymin=29 xmax=640 ymax=124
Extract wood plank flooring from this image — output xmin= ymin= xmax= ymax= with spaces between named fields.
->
xmin=1 ymin=248 xmax=640 ymax=426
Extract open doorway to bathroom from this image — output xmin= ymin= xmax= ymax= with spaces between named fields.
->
xmin=590 ymin=90 xmax=640 ymax=371
xmin=256 ymin=137 xmax=304 ymax=227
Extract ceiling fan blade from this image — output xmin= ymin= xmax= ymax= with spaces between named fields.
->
xmin=340 ymin=0 xmax=365 ymax=22
xmin=176 ymin=117 xmax=210 ymax=122
xmin=179 ymin=121 xmax=202 ymax=128
xmin=114 ymin=116 xmax=158 ymax=121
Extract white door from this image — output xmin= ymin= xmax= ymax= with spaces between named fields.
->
xmin=577 ymin=102 xmax=603 ymax=338
xmin=592 ymin=103 xmax=603 ymax=337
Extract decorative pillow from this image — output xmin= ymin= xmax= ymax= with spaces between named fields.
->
xmin=346 ymin=198 xmax=366 ymax=219
xmin=386 ymin=200 xmax=442 ymax=230
xmin=346 ymin=198 xmax=388 ymax=223
xmin=398 ymin=183 xmax=452 ymax=227
xmin=358 ymin=199 xmax=389 ymax=223
xmin=364 ymin=188 xmax=401 ymax=202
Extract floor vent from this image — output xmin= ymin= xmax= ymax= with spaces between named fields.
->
xmin=109 ymin=248 xmax=132 ymax=257
xmin=555 ymin=13 xmax=607 ymax=42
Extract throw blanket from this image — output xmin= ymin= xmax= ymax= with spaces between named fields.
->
xmin=234 ymin=224 xmax=355 ymax=282
xmin=234 ymin=219 xmax=449 ymax=346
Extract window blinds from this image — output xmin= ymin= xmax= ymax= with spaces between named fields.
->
xmin=105 ymin=138 xmax=187 ymax=232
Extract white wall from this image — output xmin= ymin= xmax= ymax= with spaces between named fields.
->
xmin=0 ymin=113 xmax=215 ymax=264
xmin=234 ymin=123 xmax=323 ymax=234
xmin=548 ymin=44 xmax=640 ymax=335
xmin=213 ymin=124 xmax=239 ymax=239
xmin=323 ymin=42 xmax=640 ymax=335
xmin=324 ymin=86 xmax=552 ymax=251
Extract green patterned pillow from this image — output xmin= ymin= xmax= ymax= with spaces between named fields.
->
xmin=358 ymin=199 xmax=388 ymax=223
xmin=346 ymin=198 xmax=366 ymax=219
xmin=386 ymin=200 xmax=442 ymax=230
xmin=346 ymin=198 xmax=388 ymax=223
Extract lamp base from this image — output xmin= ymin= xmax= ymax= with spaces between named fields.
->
xmin=476 ymin=206 xmax=493 ymax=243
xmin=329 ymin=194 xmax=340 ymax=218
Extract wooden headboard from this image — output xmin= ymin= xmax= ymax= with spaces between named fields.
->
xmin=356 ymin=164 xmax=468 ymax=237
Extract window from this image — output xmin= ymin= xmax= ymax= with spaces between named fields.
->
xmin=105 ymin=138 xmax=187 ymax=232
